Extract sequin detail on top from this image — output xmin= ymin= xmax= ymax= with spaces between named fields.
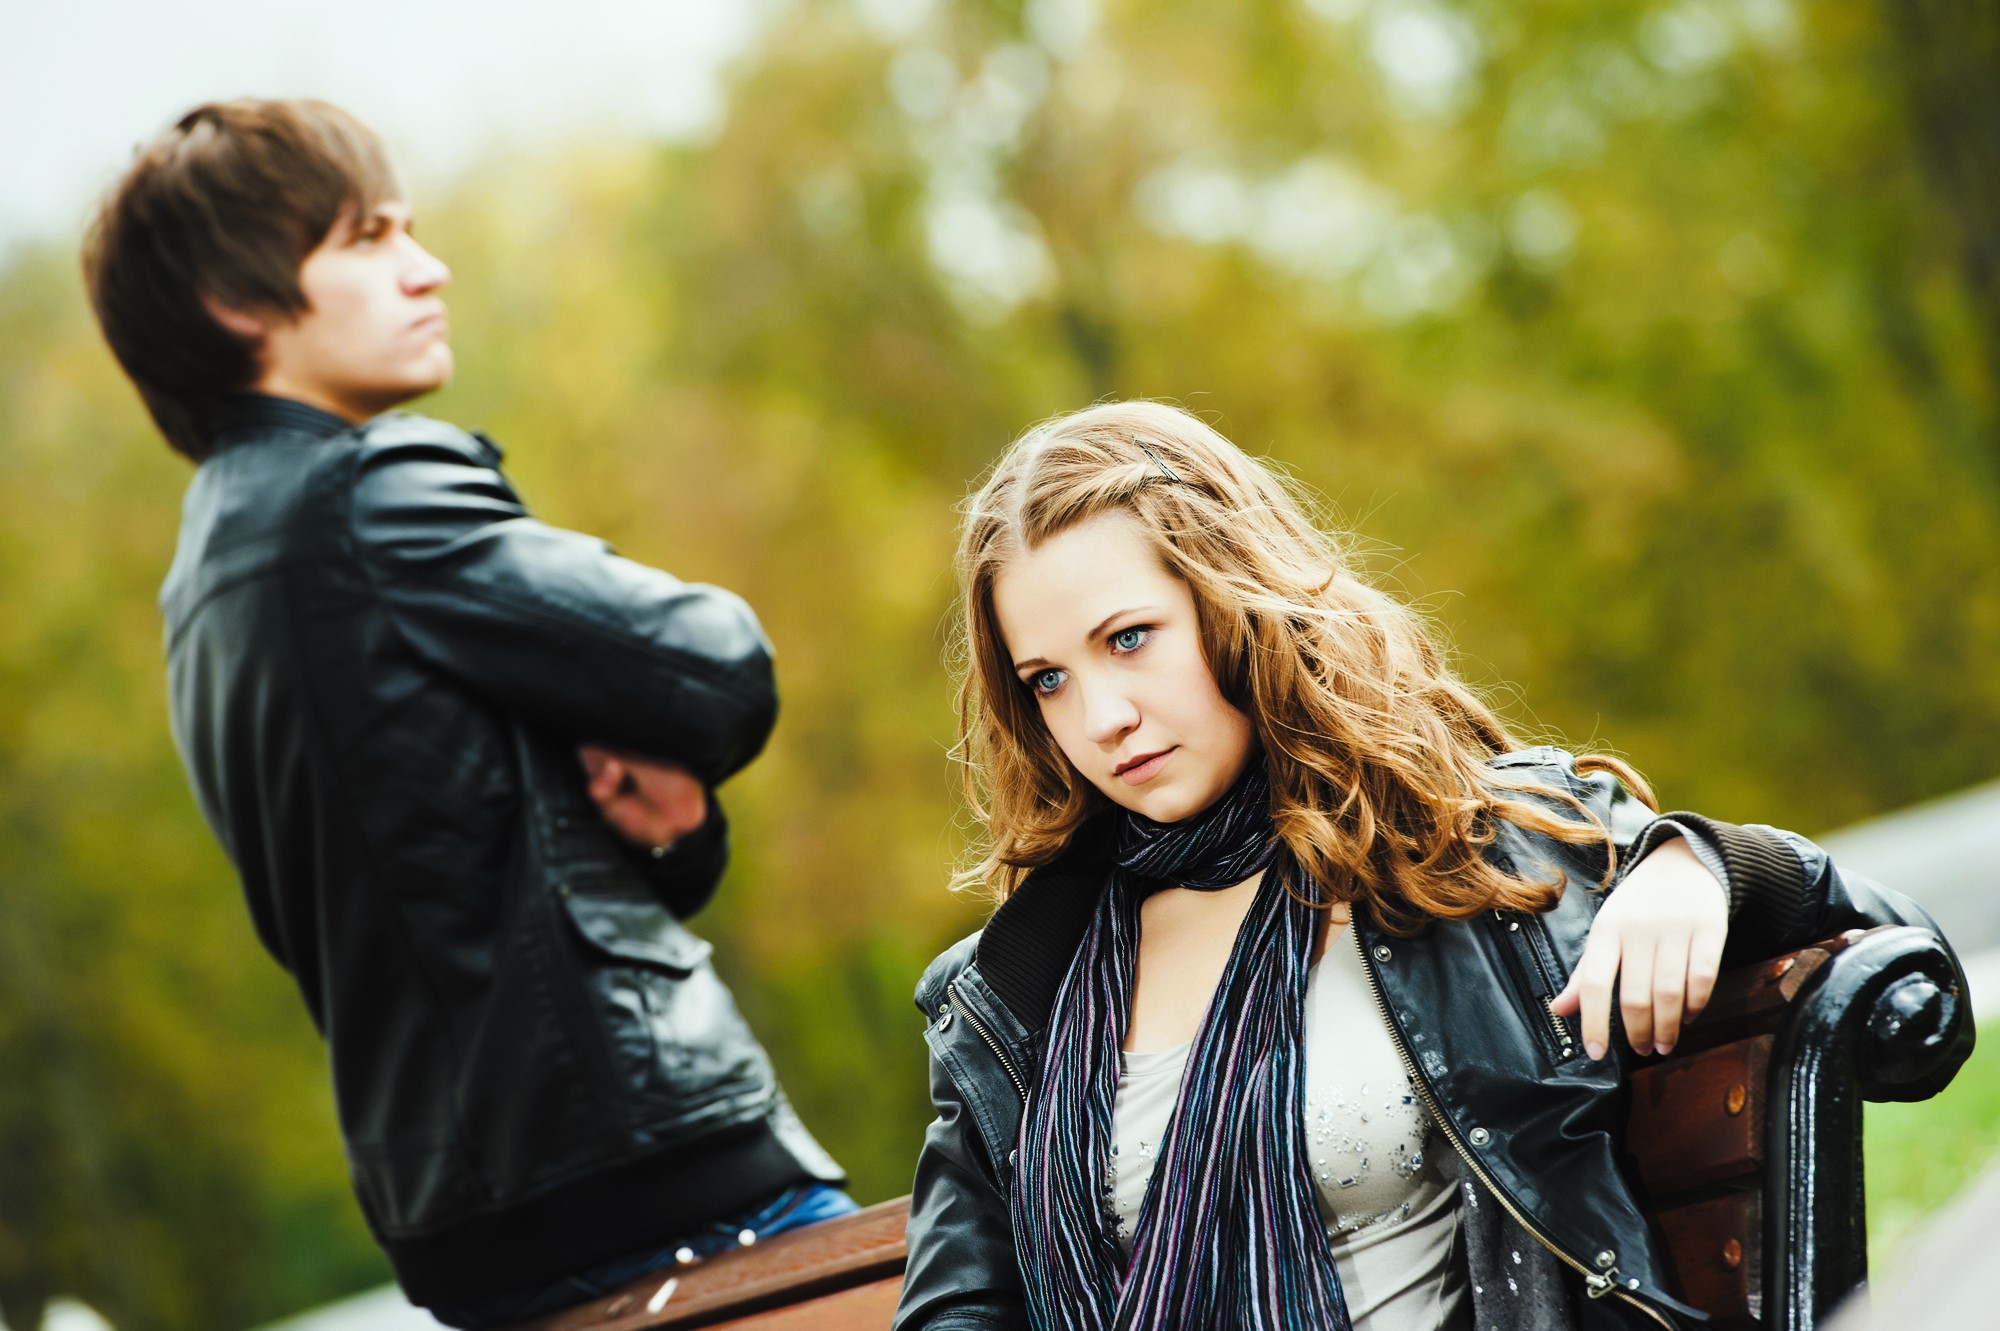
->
xmin=1104 ymin=1039 xmax=1193 ymax=1251
xmin=1106 ymin=947 xmax=1459 ymax=1246
xmin=1305 ymin=1077 xmax=1429 ymax=1227
xmin=1107 ymin=931 xmax=1471 ymax=1330
xmin=1300 ymin=939 xmax=1457 ymax=1239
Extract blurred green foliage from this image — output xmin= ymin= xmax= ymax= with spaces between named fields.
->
xmin=1 ymin=0 xmax=1995 ymax=1326
xmin=1865 ymin=1021 xmax=2000 ymax=1276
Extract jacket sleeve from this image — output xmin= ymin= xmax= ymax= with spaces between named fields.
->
xmin=1561 ymin=753 xmax=1970 ymax=965
xmin=894 ymin=1040 xmax=1028 ymax=1331
xmin=348 ymin=417 xmax=777 ymax=785
xmin=1630 ymin=812 xmax=1958 ymax=965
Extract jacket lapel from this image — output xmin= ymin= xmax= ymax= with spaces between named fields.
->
xmin=972 ymin=815 xmax=1115 ymax=1030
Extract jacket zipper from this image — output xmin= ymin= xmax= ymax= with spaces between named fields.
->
xmin=950 ymin=983 xmax=1028 ymax=1103
xmin=1492 ymin=911 xmax=1579 ymax=1064
xmin=1541 ymin=996 xmax=1578 ymax=1061
xmin=1352 ymin=930 xmax=1675 ymax=1330
xmin=1521 ymin=916 xmax=1582 ymax=1058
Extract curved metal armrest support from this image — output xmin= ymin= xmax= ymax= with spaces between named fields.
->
xmin=1764 ymin=926 xmax=1973 ymax=1331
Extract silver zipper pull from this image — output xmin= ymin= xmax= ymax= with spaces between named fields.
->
xmin=1545 ymin=998 xmax=1577 ymax=1059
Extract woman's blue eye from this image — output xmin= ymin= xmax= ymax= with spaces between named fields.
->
xmin=1111 ymin=627 xmax=1149 ymax=652
xmin=1031 ymin=669 xmax=1065 ymax=696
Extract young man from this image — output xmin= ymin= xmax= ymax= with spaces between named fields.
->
xmin=82 ymin=99 xmax=850 ymax=1327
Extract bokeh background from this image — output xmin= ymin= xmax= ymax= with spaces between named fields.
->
xmin=3 ymin=0 xmax=1998 ymax=1327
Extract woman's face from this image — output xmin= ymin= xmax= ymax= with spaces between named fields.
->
xmin=991 ymin=510 xmax=1255 ymax=824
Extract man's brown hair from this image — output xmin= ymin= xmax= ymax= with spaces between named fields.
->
xmin=82 ymin=99 xmax=399 ymax=461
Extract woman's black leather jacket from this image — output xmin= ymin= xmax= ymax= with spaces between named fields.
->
xmin=894 ymin=749 xmax=1971 ymax=1331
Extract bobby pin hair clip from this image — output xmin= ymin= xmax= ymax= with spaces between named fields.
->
xmin=1139 ymin=446 xmax=1183 ymax=484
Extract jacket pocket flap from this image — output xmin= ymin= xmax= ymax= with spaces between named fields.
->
xmin=559 ymin=885 xmax=714 ymax=973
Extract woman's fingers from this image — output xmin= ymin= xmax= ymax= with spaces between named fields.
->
xmin=1619 ymin=936 xmax=1658 ymax=1056
xmin=1555 ymin=928 xmax=1624 ymax=1061
xmin=1555 ymin=922 xmax=1723 ymax=1061
xmin=1686 ymin=918 xmax=1726 ymax=1023
xmin=1648 ymin=934 xmax=1691 ymax=1055
xmin=1523 ymin=831 xmax=1736 ymax=1064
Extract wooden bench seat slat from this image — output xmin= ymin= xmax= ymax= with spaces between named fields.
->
xmin=703 ymin=1281 xmax=902 ymax=1331
xmin=525 ymin=1201 xmax=909 ymax=1331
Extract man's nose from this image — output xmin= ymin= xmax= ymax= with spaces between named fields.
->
xmin=1079 ymin=680 xmax=1139 ymax=747
xmin=403 ymin=240 xmax=450 ymax=294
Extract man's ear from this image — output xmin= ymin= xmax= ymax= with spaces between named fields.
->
xmin=201 ymin=294 xmax=269 ymax=341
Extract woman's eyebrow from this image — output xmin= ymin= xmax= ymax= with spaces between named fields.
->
xmin=1088 ymin=605 xmax=1161 ymax=639
xmin=1010 ymin=605 xmax=1164 ymax=673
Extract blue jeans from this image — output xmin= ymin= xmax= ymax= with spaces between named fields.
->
xmin=426 ymin=1184 xmax=860 ymax=1328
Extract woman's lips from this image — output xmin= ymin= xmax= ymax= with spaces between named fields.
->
xmin=1117 ymin=749 xmax=1173 ymax=786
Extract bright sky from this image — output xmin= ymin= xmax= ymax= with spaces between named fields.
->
xmin=1 ymin=0 xmax=770 ymax=256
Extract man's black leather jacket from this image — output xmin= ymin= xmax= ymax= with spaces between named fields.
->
xmin=894 ymin=749 xmax=1971 ymax=1331
xmin=160 ymin=396 xmax=842 ymax=1309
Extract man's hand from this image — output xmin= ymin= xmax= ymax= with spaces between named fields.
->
xmin=1550 ymin=836 xmax=1728 ymax=1060
xmin=578 ymin=744 xmax=708 ymax=853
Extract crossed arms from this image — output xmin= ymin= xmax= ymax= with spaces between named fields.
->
xmin=349 ymin=417 xmax=768 ymax=903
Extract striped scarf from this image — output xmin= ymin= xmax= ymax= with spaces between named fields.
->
xmin=1011 ymin=764 xmax=1352 ymax=1331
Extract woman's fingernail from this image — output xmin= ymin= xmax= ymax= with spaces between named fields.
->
xmin=1586 ymin=1040 xmax=1606 ymax=1060
xmin=1657 ymin=1041 xmax=1674 ymax=1057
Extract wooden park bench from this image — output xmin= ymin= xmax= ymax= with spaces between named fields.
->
xmin=516 ymin=924 xmax=1967 ymax=1331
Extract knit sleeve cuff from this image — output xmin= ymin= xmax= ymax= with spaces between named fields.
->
xmin=1639 ymin=811 xmax=1815 ymax=958
xmin=1619 ymin=817 xmax=1733 ymax=911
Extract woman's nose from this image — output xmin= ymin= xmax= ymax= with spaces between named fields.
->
xmin=1080 ymin=681 xmax=1140 ymax=747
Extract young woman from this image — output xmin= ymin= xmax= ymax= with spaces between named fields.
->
xmin=894 ymin=402 xmax=1967 ymax=1331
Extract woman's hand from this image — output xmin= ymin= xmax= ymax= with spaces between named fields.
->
xmin=1551 ymin=836 xmax=1728 ymax=1059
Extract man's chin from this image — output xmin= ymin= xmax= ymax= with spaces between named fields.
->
xmin=377 ymin=362 xmax=453 ymax=410
xmin=413 ymin=349 xmax=454 ymax=395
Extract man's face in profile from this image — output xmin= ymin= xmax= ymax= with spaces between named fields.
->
xmin=249 ymin=199 xmax=454 ymax=421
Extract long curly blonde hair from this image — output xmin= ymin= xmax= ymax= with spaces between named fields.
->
xmin=951 ymin=401 xmax=1653 ymax=934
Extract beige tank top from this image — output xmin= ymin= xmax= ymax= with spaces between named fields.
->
xmin=1106 ymin=933 xmax=1472 ymax=1330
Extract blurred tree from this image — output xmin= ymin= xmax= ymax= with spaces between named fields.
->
xmin=1884 ymin=0 xmax=2000 ymax=418
xmin=0 ymin=0 xmax=1995 ymax=1325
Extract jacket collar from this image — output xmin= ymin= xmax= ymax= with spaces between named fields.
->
xmin=207 ymin=394 xmax=357 ymax=450
xmin=973 ymin=814 xmax=1117 ymax=1030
